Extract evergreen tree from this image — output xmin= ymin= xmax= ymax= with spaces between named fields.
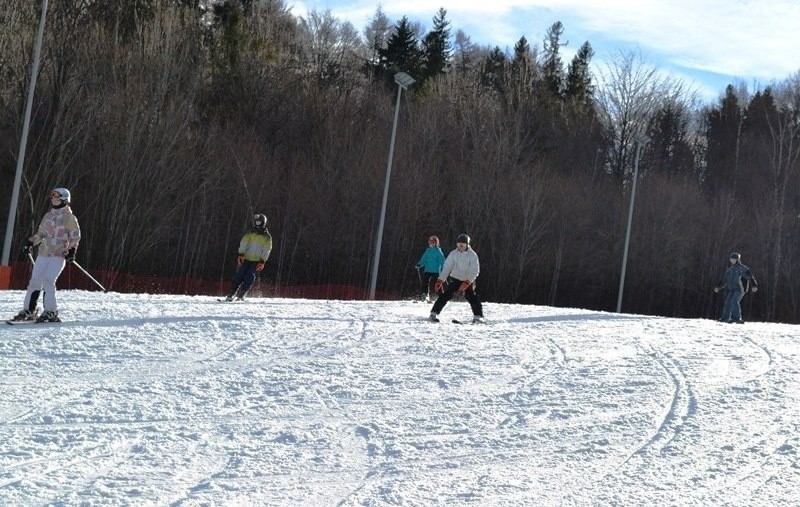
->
xmin=703 ymin=85 xmax=743 ymax=196
xmin=542 ymin=21 xmax=566 ymax=99
xmin=421 ymin=8 xmax=452 ymax=84
xmin=740 ymin=88 xmax=779 ymax=203
xmin=481 ymin=46 xmax=508 ymax=96
xmin=377 ymin=16 xmax=422 ymax=82
xmin=646 ymin=102 xmax=695 ymax=179
xmin=509 ymin=36 xmax=537 ymax=108
xmin=564 ymin=41 xmax=595 ymax=108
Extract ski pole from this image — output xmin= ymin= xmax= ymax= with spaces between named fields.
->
xmin=27 ymin=252 xmax=35 ymax=265
xmin=71 ymin=260 xmax=108 ymax=293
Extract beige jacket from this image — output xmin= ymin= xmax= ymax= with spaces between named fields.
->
xmin=30 ymin=206 xmax=81 ymax=257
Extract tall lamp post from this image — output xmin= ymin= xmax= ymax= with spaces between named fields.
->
xmin=2 ymin=0 xmax=49 ymax=266
xmin=616 ymin=132 xmax=650 ymax=313
xmin=369 ymin=71 xmax=415 ymax=300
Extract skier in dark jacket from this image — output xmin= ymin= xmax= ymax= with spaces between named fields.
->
xmin=714 ymin=252 xmax=758 ymax=323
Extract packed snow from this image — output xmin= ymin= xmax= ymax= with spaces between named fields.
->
xmin=1 ymin=290 xmax=798 ymax=505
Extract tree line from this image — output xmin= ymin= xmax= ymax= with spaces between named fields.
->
xmin=1 ymin=0 xmax=799 ymax=322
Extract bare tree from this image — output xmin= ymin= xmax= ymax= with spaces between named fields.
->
xmin=595 ymin=50 xmax=685 ymax=181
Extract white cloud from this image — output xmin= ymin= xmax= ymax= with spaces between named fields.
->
xmin=295 ymin=0 xmax=800 ymax=100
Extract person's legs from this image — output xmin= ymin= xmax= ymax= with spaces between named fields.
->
xmin=431 ymin=279 xmax=458 ymax=315
xmin=227 ymin=264 xmax=247 ymax=298
xmin=730 ymin=291 xmax=744 ymax=322
xmin=28 ymin=290 xmax=41 ymax=313
xmin=721 ymin=291 xmax=743 ymax=322
xmin=23 ymin=259 xmax=48 ymax=311
xmin=40 ymin=256 xmax=66 ymax=313
xmin=236 ymin=263 xmax=259 ymax=298
xmin=464 ymin=285 xmax=483 ymax=317
xmin=419 ymin=272 xmax=429 ymax=298
xmin=423 ymin=272 xmax=437 ymax=300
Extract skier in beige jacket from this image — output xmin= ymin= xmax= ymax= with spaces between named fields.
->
xmin=13 ymin=188 xmax=81 ymax=323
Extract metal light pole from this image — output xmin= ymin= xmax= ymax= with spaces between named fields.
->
xmin=369 ymin=72 xmax=415 ymax=300
xmin=616 ymin=133 xmax=650 ymax=313
xmin=2 ymin=0 xmax=49 ymax=266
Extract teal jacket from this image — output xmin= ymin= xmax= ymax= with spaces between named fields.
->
xmin=416 ymin=246 xmax=445 ymax=274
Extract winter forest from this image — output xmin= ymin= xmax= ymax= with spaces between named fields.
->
xmin=1 ymin=0 xmax=799 ymax=323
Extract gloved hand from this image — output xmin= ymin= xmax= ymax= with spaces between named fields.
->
xmin=237 ymin=254 xmax=245 ymax=266
xmin=458 ymin=281 xmax=471 ymax=292
xmin=713 ymin=287 xmax=719 ymax=293
xmin=256 ymin=262 xmax=265 ymax=272
xmin=64 ymin=247 xmax=76 ymax=263
xmin=751 ymin=286 xmax=758 ymax=293
xmin=22 ymin=240 xmax=33 ymax=255
xmin=434 ymin=279 xmax=443 ymax=293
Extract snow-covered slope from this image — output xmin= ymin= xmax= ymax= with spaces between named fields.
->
xmin=1 ymin=290 xmax=798 ymax=505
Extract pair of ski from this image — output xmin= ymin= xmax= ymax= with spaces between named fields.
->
xmin=430 ymin=318 xmax=485 ymax=325
xmin=5 ymin=319 xmax=63 ymax=326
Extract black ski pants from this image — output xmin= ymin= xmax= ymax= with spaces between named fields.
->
xmin=228 ymin=261 xmax=259 ymax=297
xmin=420 ymin=271 xmax=438 ymax=298
xmin=431 ymin=276 xmax=483 ymax=317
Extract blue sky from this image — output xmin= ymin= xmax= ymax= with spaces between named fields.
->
xmin=290 ymin=0 xmax=800 ymax=104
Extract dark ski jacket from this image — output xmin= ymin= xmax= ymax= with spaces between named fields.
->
xmin=716 ymin=262 xmax=758 ymax=293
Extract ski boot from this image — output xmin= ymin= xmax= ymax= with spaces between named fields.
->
xmin=472 ymin=315 xmax=486 ymax=324
xmin=428 ymin=312 xmax=440 ymax=322
xmin=36 ymin=311 xmax=60 ymax=323
xmin=12 ymin=309 xmax=37 ymax=322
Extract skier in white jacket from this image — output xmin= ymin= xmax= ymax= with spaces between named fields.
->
xmin=429 ymin=234 xmax=485 ymax=323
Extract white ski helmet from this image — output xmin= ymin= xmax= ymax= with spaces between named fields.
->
xmin=50 ymin=188 xmax=71 ymax=204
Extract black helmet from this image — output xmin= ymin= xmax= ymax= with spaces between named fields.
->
xmin=253 ymin=214 xmax=268 ymax=233
xmin=456 ymin=234 xmax=470 ymax=245
xmin=729 ymin=252 xmax=741 ymax=261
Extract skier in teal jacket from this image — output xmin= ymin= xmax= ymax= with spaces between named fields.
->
xmin=415 ymin=235 xmax=445 ymax=302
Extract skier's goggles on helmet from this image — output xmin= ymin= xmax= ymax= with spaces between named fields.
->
xmin=50 ymin=190 xmax=63 ymax=199
xmin=428 ymin=238 xmax=436 ymax=243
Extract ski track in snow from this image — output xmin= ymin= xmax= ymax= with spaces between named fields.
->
xmin=0 ymin=290 xmax=798 ymax=505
